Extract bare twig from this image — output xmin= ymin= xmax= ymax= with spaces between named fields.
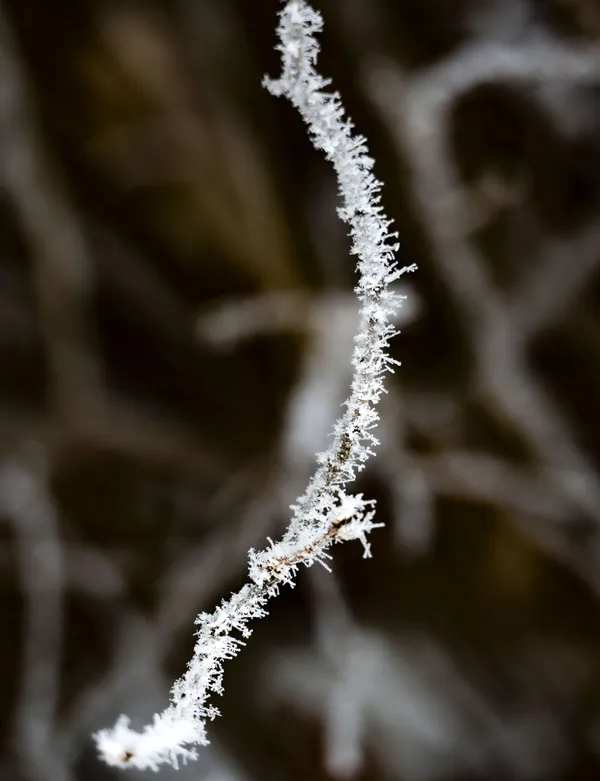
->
xmin=0 ymin=448 xmax=71 ymax=781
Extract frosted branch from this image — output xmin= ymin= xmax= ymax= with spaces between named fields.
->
xmin=94 ymin=0 xmax=415 ymax=770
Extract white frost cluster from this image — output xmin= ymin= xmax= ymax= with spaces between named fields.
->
xmin=94 ymin=0 xmax=416 ymax=771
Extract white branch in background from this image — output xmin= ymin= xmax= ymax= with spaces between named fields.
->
xmin=95 ymin=0 xmax=415 ymax=770
xmin=1 ymin=452 xmax=70 ymax=781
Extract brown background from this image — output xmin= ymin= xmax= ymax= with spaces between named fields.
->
xmin=2 ymin=1 xmax=600 ymax=779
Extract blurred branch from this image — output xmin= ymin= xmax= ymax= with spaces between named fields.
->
xmin=0 ymin=448 xmax=70 ymax=781
xmin=0 ymin=8 xmax=104 ymax=430
xmin=509 ymin=222 xmax=600 ymax=339
xmin=367 ymin=35 xmax=600 ymax=525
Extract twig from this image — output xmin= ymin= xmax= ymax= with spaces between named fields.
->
xmin=368 ymin=40 xmax=600 ymax=523
xmin=0 ymin=8 xmax=103 ymax=428
xmin=0 ymin=448 xmax=71 ymax=781
xmin=94 ymin=1 xmax=415 ymax=770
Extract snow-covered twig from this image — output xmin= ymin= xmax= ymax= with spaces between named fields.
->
xmin=94 ymin=0 xmax=415 ymax=770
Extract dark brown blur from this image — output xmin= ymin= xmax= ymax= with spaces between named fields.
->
xmin=2 ymin=0 xmax=600 ymax=779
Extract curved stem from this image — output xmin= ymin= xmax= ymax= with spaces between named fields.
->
xmin=95 ymin=1 xmax=415 ymax=771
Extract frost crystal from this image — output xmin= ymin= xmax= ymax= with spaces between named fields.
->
xmin=94 ymin=0 xmax=416 ymax=770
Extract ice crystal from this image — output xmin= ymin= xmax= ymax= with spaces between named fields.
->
xmin=94 ymin=1 xmax=416 ymax=770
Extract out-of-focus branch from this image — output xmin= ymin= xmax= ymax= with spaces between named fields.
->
xmin=509 ymin=222 xmax=600 ymax=340
xmin=0 ymin=448 xmax=70 ymax=781
xmin=367 ymin=36 xmax=600 ymax=525
xmin=0 ymin=8 xmax=103 ymax=429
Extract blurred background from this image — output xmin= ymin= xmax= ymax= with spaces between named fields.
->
xmin=2 ymin=0 xmax=600 ymax=779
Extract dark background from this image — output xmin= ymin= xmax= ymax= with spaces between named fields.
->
xmin=2 ymin=0 xmax=600 ymax=779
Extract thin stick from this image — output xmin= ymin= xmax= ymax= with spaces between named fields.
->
xmin=95 ymin=1 xmax=415 ymax=770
